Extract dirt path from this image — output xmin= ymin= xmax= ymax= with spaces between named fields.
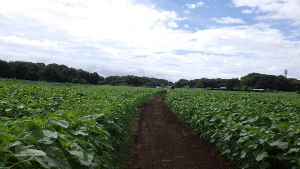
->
xmin=124 ymin=93 xmax=236 ymax=169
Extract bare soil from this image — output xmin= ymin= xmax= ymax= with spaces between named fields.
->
xmin=124 ymin=93 xmax=236 ymax=169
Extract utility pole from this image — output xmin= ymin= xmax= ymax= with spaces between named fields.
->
xmin=284 ymin=69 xmax=288 ymax=78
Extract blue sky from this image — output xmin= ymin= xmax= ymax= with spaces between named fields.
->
xmin=0 ymin=0 xmax=299 ymax=82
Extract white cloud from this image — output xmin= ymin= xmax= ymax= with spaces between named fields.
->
xmin=211 ymin=17 xmax=246 ymax=24
xmin=184 ymin=10 xmax=190 ymax=14
xmin=184 ymin=24 xmax=189 ymax=28
xmin=0 ymin=0 xmax=181 ymax=40
xmin=168 ymin=21 xmax=178 ymax=28
xmin=232 ymin=0 xmax=300 ymax=25
xmin=186 ymin=4 xmax=196 ymax=9
xmin=0 ymin=0 xmax=300 ymax=81
xmin=197 ymin=2 xmax=205 ymax=7
xmin=0 ymin=35 xmax=58 ymax=50
xmin=242 ymin=8 xmax=259 ymax=14
xmin=185 ymin=2 xmax=205 ymax=9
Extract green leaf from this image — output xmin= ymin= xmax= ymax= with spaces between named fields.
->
xmin=58 ymin=133 xmax=74 ymax=142
xmin=248 ymin=116 xmax=259 ymax=123
xmin=15 ymin=149 xmax=47 ymax=157
xmin=45 ymin=146 xmax=64 ymax=157
xmin=240 ymin=150 xmax=246 ymax=159
xmin=268 ymin=140 xmax=288 ymax=149
xmin=5 ymin=108 xmax=12 ymax=112
xmin=18 ymin=131 xmax=32 ymax=139
xmin=296 ymin=139 xmax=300 ymax=146
xmin=84 ymin=148 xmax=95 ymax=162
xmin=237 ymin=136 xmax=249 ymax=143
xmin=245 ymin=140 xmax=258 ymax=149
xmin=44 ymin=156 xmax=71 ymax=169
xmin=51 ymin=120 xmax=69 ymax=128
xmin=78 ymin=158 xmax=97 ymax=167
xmin=287 ymin=148 xmax=299 ymax=154
xmin=38 ymin=137 xmax=54 ymax=145
xmin=34 ymin=156 xmax=50 ymax=169
xmin=224 ymin=134 xmax=232 ymax=141
xmin=43 ymin=130 xmax=58 ymax=139
xmin=0 ymin=131 xmax=10 ymax=145
xmin=259 ymin=135 xmax=269 ymax=144
xmin=15 ymin=145 xmax=34 ymax=152
xmin=68 ymin=143 xmax=84 ymax=159
xmin=70 ymin=127 xmax=88 ymax=136
xmin=253 ymin=150 xmax=268 ymax=161
xmin=59 ymin=139 xmax=72 ymax=147
xmin=0 ymin=146 xmax=11 ymax=153
xmin=11 ymin=141 xmax=22 ymax=147
xmin=259 ymin=161 xmax=270 ymax=169
xmin=31 ymin=127 xmax=44 ymax=140
xmin=17 ymin=105 xmax=26 ymax=109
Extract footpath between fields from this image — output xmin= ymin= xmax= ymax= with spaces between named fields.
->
xmin=124 ymin=93 xmax=236 ymax=169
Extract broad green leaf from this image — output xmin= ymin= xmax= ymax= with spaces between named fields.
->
xmin=253 ymin=150 xmax=268 ymax=161
xmin=296 ymin=139 xmax=300 ymax=146
xmin=248 ymin=116 xmax=259 ymax=123
xmin=15 ymin=145 xmax=35 ymax=152
xmin=59 ymin=139 xmax=72 ymax=147
xmin=240 ymin=150 xmax=246 ymax=159
xmin=17 ymin=105 xmax=25 ymax=109
xmin=52 ymin=120 xmax=69 ymax=128
xmin=84 ymin=148 xmax=95 ymax=162
xmin=45 ymin=146 xmax=64 ymax=157
xmin=43 ymin=130 xmax=58 ymax=139
xmin=287 ymin=148 xmax=299 ymax=153
xmin=237 ymin=136 xmax=249 ymax=143
xmin=68 ymin=143 xmax=84 ymax=159
xmin=34 ymin=156 xmax=50 ymax=169
xmin=15 ymin=149 xmax=46 ymax=157
xmin=58 ymin=133 xmax=74 ymax=142
xmin=0 ymin=146 xmax=11 ymax=153
xmin=0 ymin=131 xmax=10 ymax=145
xmin=268 ymin=140 xmax=288 ymax=149
xmin=224 ymin=134 xmax=232 ymax=141
xmin=44 ymin=156 xmax=71 ymax=169
xmin=78 ymin=158 xmax=97 ymax=167
xmin=70 ymin=127 xmax=88 ymax=136
xmin=18 ymin=131 xmax=32 ymax=139
xmin=30 ymin=127 xmax=44 ymax=140
xmin=5 ymin=108 xmax=12 ymax=112
xmin=259 ymin=161 xmax=270 ymax=169
xmin=259 ymin=136 xmax=269 ymax=144
xmin=11 ymin=141 xmax=22 ymax=147
xmin=38 ymin=137 xmax=54 ymax=145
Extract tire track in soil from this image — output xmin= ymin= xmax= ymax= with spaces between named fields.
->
xmin=125 ymin=93 xmax=236 ymax=169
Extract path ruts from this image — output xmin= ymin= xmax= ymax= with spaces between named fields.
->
xmin=125 ymin=93 xmax=236 ymax=169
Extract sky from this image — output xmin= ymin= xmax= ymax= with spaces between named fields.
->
xmin=0 ymin=0 xmax=300 ymax=82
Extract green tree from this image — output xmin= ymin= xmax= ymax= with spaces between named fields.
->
xmin=0 ymin=60 xmax=14 ymax=78
xmin=39 ymin=63 xmax=62 ymax=82
xmin=225 ymin=78 xmax=240 ymax=90
xmin=274 ymin=75 xmax=291 ymax=91
xmin=240 ymin=73 xmax=262 ymax=87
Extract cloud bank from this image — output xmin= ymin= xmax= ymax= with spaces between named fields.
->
xmin=0 ymin=0 xmax=299 ymax=82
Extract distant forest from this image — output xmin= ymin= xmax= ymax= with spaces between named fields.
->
xmin=1 ymin=60 xmax=300 ymax=91
xmin=0 ymin=60 xmax=172 ymax=87
xmin=174 ymin=73 xmax=300 ymax=91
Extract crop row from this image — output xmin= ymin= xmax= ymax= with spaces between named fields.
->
xmin=0 ymin=78 xmax=165 ymax=169
xmin=166 ymin=89 xmax=300 ymax=169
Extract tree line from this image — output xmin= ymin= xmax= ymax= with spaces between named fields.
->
xmin=1 ymin=60 xmax=300 ymax=91
xmin=174 ymin=73 xmax=300 ymax=91
xmin=0 ymin=60 xmax=173 ymax=87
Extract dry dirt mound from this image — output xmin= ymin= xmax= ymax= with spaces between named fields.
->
xmin=124 ymin=93 xmax=236 ymax=169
